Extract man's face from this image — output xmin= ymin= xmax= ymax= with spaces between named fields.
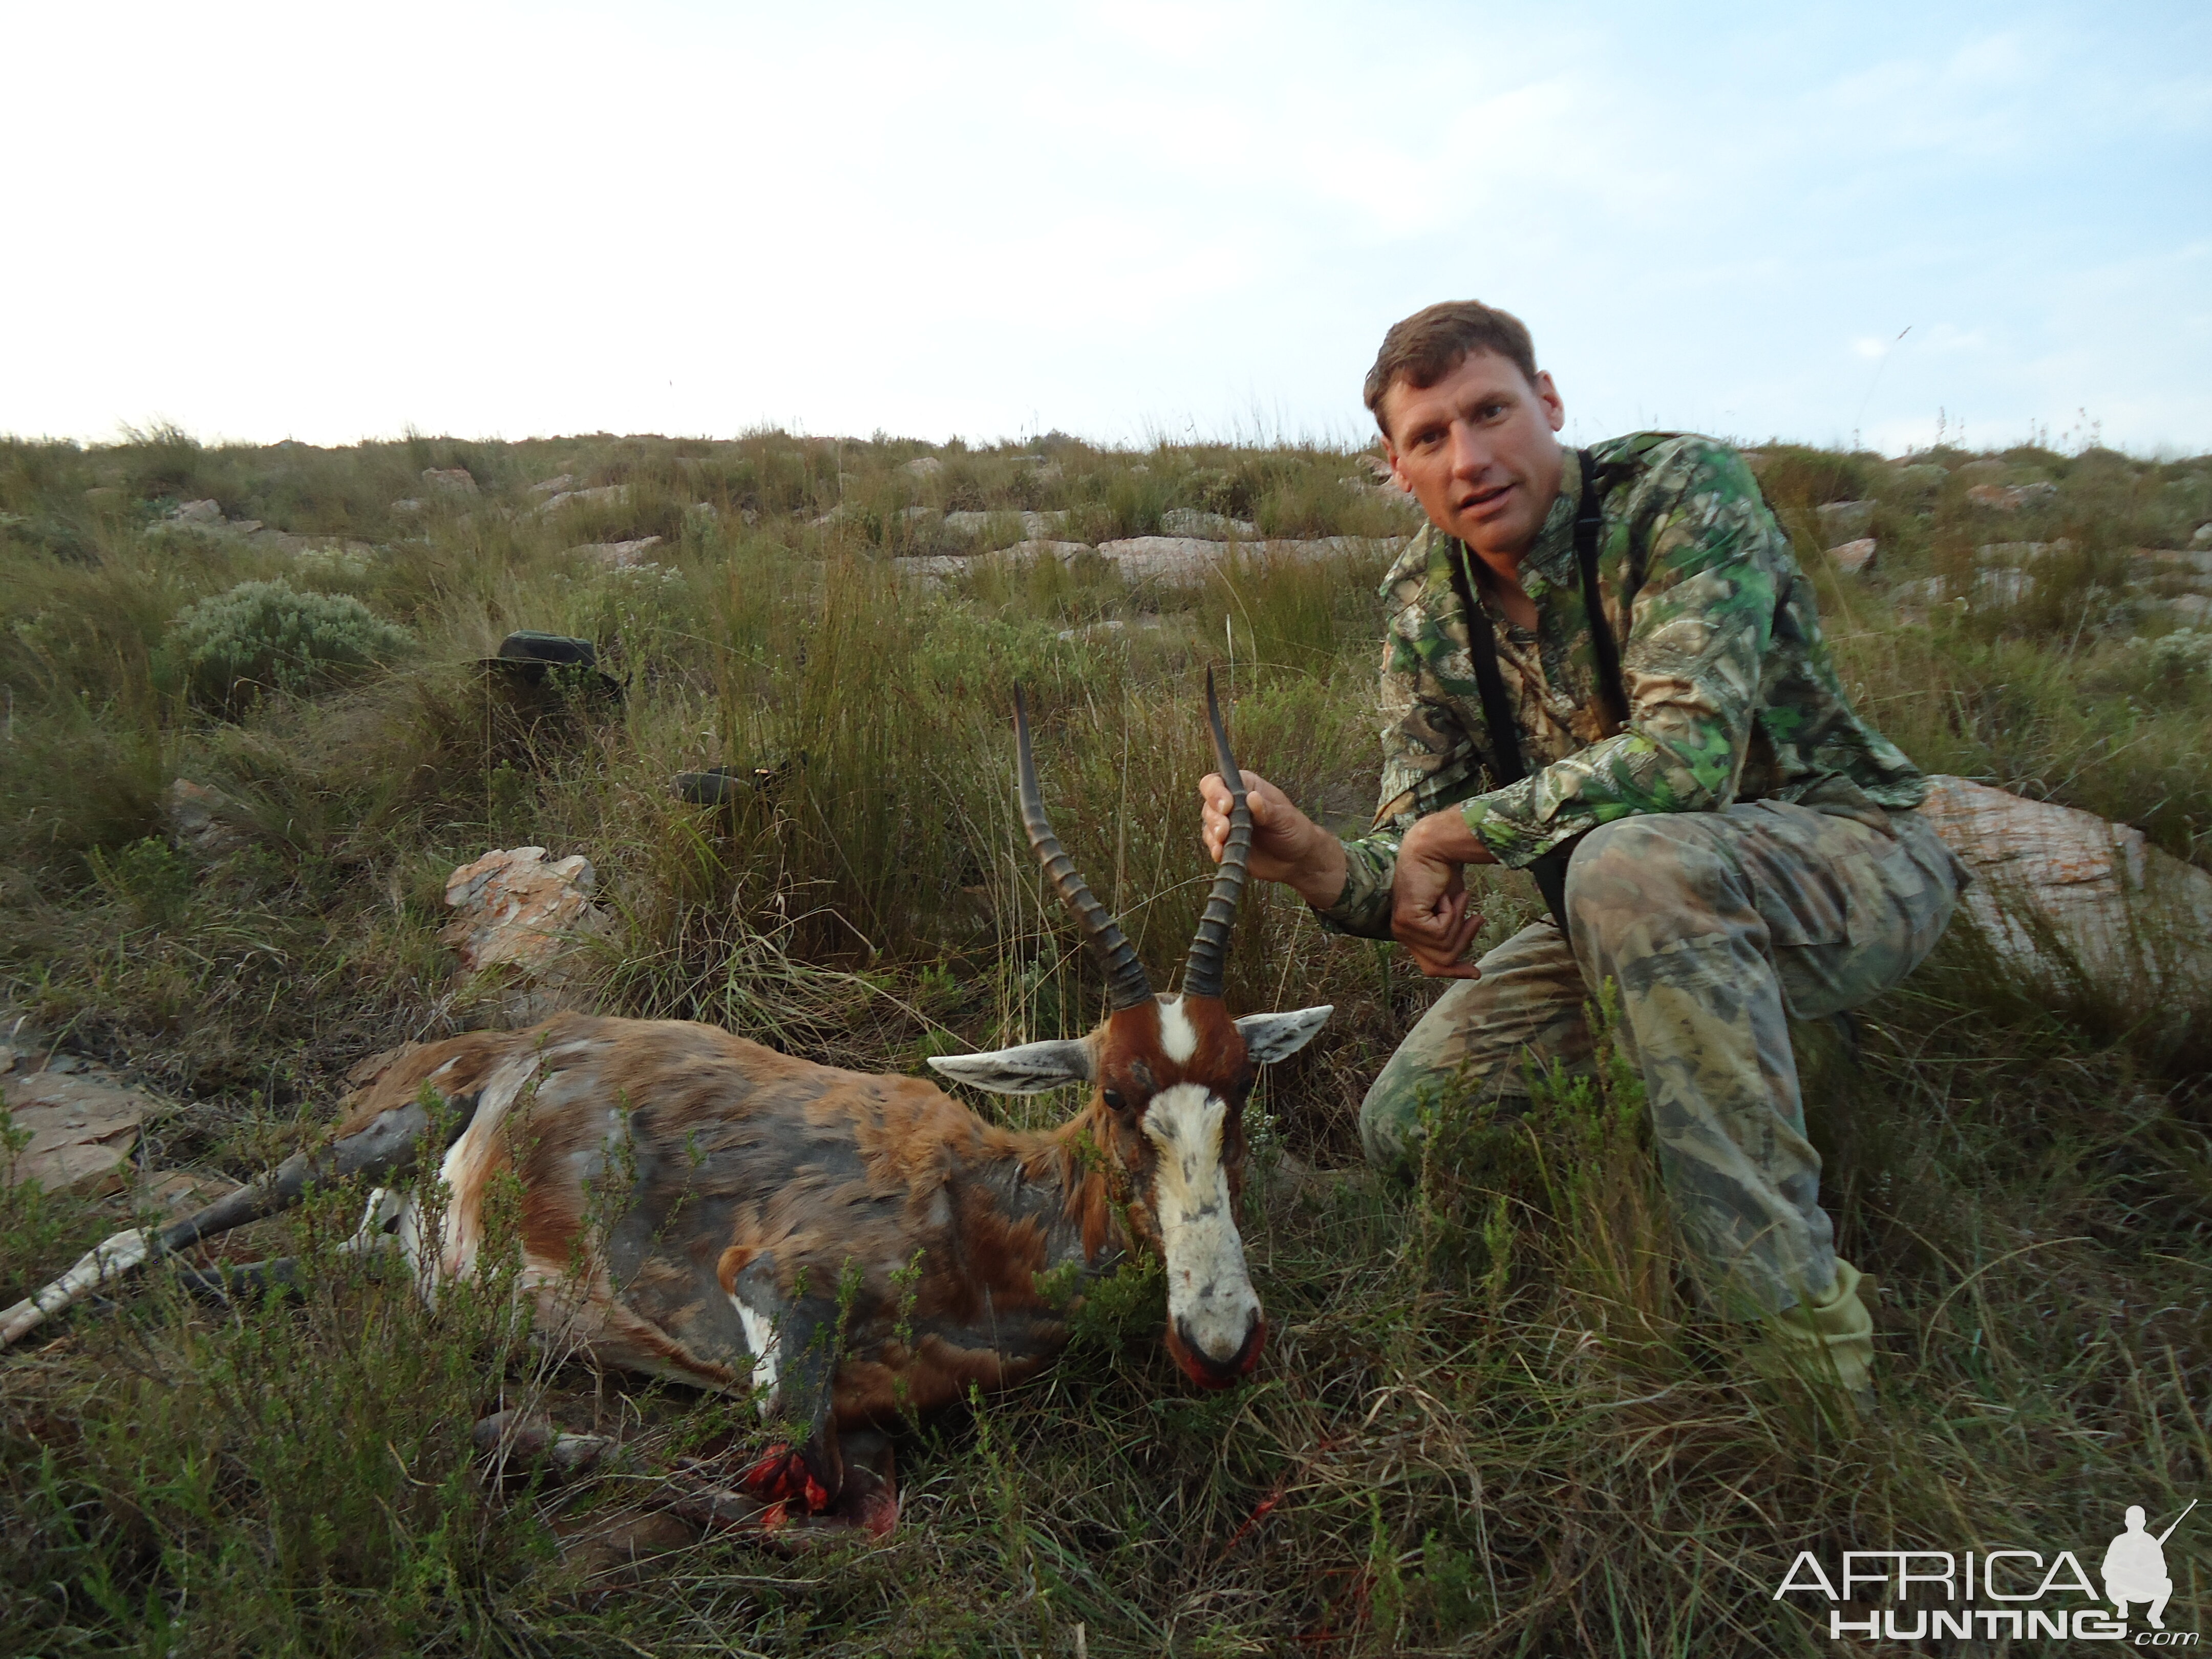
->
xmin=1380 ymin=350 xmax=1566 ymax=563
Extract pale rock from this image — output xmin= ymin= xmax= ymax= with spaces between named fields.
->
xmin=900 ymin=457 xmax=945 ymax=478
xmin=942 ymin=509 xmax=1074 ymax=545
xmin=565 ymin=536 xmax=664 ymax=568
xmin=442 ymin=846 xmax=609 ymax=974
xmin=391 ymin=498 xmax=427 ymax=514
xmin=1890 ymin=462 xmax=1950 ymax=497
xmin=172 ymin=499 xmax=223 ymax=524
xmin=2192 ymin=523 xmax=2212 ymax=550
xmin=165 ymin=778 xmax=256 ymax=861
xmin=899 ymin=541 xmax=1092 ymax=582
xmin=1816 ymin=500 xmax=1877 ymax=541
xmin=1918 ymin=776 xmax=2212 ymax=999
xmin=1828 ymin=538 xmax=1877 ymax=576
xmin=529 ymin=474 xmax=578 ymax=496
xmin=1977 ymin=539 xmax=2071 ymax=565
xmin=537 ymin=485 xmax=627 ymax=514
xmin=1159 ymin=508 xmax=1259 ymax=539
xmin=1976 ymin=567 xmax=2034 ymax=605
xmin=422 ymin=467 xmax=478 ymax=495
xmin=1967 ymin=481 xmax=2058 ymax=511
xmin=2 ymin=1070 xmax=155 ymax=1198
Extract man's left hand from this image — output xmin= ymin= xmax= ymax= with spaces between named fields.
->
xmin=1392 ymin=810 xmax=1497 ymax=979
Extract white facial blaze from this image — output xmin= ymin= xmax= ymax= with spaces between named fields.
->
xmin=1141 ymin=1082 xmax=1259 ymax=1365
xmin=731 ymin=1296 xmax=782 ymax=1419
xmin=1157 ymin=995 xmax=1199 ymax=1065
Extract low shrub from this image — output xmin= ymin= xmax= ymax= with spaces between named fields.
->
xmin=162 ymin=578 xmax=412 ymax=710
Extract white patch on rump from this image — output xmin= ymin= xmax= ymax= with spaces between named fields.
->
xmin=1140 ymin=1081 xmax=1259 ymax=1365
xmin=733 ymin=1296 xmax=782 ymax=1419
xmin=1157 ymin=996 xmax=1199 ymax=1066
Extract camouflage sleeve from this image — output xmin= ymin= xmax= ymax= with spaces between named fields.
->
xmin=1462 ymin=439 xmax=1781 ymax=867
xmin=1310 ymin=562 xmax=1462 ymax=938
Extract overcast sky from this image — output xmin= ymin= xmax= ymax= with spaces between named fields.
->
xmin=5 ymin=2 xmax=2207 ymax=455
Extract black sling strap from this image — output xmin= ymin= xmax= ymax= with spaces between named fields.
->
xmin=1445 ymin=449 xmax=1625 ymax=941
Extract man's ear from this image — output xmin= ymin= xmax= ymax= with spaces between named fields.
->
xmin=1534 ymin=368 xmax=1565 ymax=433
xmin=1235 ymin=1006 xmax=1333 ymax=1065
xmin=929 ymin=1039 xmax=1094 ymax=1095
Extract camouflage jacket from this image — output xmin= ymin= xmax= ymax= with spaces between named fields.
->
xmin=1317 ymin=433 xmax=1927 ymax=939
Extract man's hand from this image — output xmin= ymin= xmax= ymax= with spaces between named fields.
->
xmin=1391 ymin=809 xmax=1496 ymax=979
xmin=1197 ymin=771 xmax=1347 ymax=911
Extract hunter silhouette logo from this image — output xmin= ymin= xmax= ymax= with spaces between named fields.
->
xmin=2106 ymin=1501 xmax=2193 ymax=1631
xmin=1774 ymin=1500 xmax=2199 ymax=1643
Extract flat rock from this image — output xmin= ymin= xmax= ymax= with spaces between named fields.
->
xmin=1828 ymin=538 xmax=1877 ymax=576
xmin=537 ymin=485 xmax=627 ymax=514
xmin=941 ymin=509 xmax=1073 ymax=546
xmin=422 ymin=467 xmax=478 ymax=495
xmin=1918 ymin=776 xmax=2212 ymax=997
xmin=443 ymin=846 xmax=608 ymax=974
xmin=2193 ymin=524 xmax=2212 ymax=550
xmin=900 ymin=457 xmax=945 ymax=477
xmin=1816 ymin=500 xmax=1877 ymax=541
xmin=1097 ymin=535 xmax=1385 ymax=581
xmin=529 ymin=474 xmax=578 ymax=496
xmin=898 ymin=541 xmax=1093 ymax=582
xmin=2 ymin=1070 xmax=155 ymax=1197
xmin=566 ymin=536 xmax=664 ymax=568
xmin=171 ymin=499 xmax=223 ymax=524
xmin=1966 ymin=481 xmax=2058 ymax=511
xmin=1159 ymin=508 xmax=1258 ymax=539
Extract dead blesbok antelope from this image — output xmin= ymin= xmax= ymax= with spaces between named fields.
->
xmin=0 ymin=676 xmax=1330 ymax=1532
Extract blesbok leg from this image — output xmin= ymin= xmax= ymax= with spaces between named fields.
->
xmin=726 ymin=1256 xmax=850 ymax=1514
xmin=0 ymin=1092 xmax=474 ymax=1347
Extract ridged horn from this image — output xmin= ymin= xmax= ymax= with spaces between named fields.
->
xmin=1183 ymin=666 xmax=1250 ymax=1002
xmin=1013 ymin=686 xmax=1154 ymax=1012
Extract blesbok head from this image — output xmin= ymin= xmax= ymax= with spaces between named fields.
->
xmin=930 ymin=673 xmax=1331 ymax=1389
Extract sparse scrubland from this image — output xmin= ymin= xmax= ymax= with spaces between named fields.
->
xmin=2 ymin=424 xmax=2208 ymax=1655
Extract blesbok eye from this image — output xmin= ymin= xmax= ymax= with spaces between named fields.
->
xmin=1102 ymin=1089 xmax=1130 ymax=1114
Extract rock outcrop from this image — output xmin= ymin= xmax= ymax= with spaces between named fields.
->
xmin=1918 ymin=776 xmax=2212 ymax=1001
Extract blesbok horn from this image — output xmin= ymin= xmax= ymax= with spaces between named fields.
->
xmin=1013 ymin=686 xmax=1154 ymax=1011
xmin=1182 ymin=667 xmax=1250 ymax=1001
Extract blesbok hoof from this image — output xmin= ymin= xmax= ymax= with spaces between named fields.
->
xmin=472 ymin=1409 xmax=620 ymax=1479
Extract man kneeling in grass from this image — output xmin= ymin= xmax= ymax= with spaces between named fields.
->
xmin=1197 ymin=300 xmax=1965 ymax=1401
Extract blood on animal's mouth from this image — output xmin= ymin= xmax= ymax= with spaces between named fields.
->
xmin=1167 ymin=1315 xmax=1266 ymax=1390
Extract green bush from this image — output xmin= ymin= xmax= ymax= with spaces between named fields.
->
xmin=163 ymin=577 xmax=412 ymax=710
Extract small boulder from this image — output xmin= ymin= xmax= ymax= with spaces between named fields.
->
xmin=391 ymin=498 xmax=427 ymax=514
xmin=422 ymin=467 xmax=478 ymax=495
xmin=537 ymin=485 xmax=627 ymax=515
xmin=565 ymin=536 xmax=663 ymax=568
xmin=1966 ymin=481 xmax=2058 ymax=511
xmin=2192 ymin=523 xmax=2212 ymax=550
xmin=900 ymin=457 xmax=945 ymax=478
xmin=172 ymin=499 xmax=223 ymax=524
xmin=2 ymin=1069 xmax=156 ymax=1198
xmin=1828 ymin=538 xmax=1877 ymax=576
xmin=529 ymin=474 xmax=578 ymax=497
xmin=442 ymin=847 xmax=608 ymax=974
xmin=1816 ymin=500 xmax=1877 ymax=541
xmin=165 ymin=779 xmax=257 ymax=861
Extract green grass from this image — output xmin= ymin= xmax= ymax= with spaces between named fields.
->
xmin=1 ymin=426 xmax=2208 ymax=1655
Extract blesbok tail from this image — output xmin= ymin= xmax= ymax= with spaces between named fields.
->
xmin=0 ymin=1092 xmax=462 ymax=1348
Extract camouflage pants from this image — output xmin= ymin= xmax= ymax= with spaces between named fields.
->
xmin=1359 ymin=794 xmax=1963 ymax=1314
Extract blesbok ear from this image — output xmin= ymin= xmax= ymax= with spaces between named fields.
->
xmin=1235 ymin=1006 xmax=1334 ymax=1064
xmin=929 ymin=1039 xmax=1095 ymax=1095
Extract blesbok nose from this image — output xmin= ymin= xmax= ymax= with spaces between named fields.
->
xmin=1172 ymin=1309 xmax=1266 ymax=1390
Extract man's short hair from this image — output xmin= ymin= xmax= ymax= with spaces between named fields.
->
xmin=1363 ymin=301 xmax=1539 ymax=439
